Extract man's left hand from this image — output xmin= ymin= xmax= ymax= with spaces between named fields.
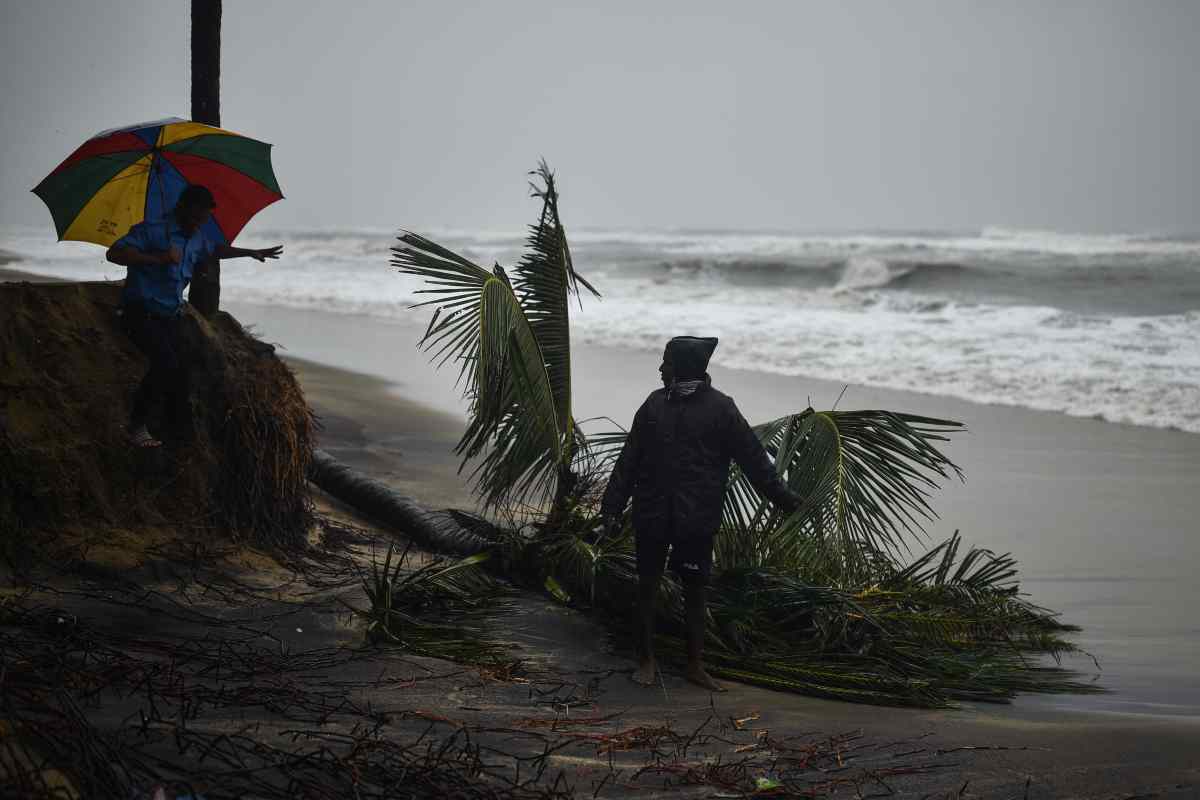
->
xmin=252 ymin=245 xmax=283 ymax=262
xmin=601 ymin=514 xmax=622 ymax=539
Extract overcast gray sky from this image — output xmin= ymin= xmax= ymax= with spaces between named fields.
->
xmin=2 ymin=1 xmax=1197 ymax=235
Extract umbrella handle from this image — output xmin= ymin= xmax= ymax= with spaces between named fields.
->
xmin=154 ymin=153 xmax=171 ymax=242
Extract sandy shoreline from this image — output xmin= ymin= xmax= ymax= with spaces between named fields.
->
xmin=218 ymin=300 xmax=1200 ymax=715
xmin=266 ymin=308 xmax=1200 ymax=795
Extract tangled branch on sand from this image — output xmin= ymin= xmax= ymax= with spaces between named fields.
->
xmin=0 ymin=523 xmax=983 ymax=799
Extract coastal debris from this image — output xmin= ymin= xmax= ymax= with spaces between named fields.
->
xmin=0 ymin=518 xmax=980 ymax=799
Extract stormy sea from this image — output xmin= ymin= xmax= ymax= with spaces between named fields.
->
xmin=5 ymin=224 xmax=1198 ymax=433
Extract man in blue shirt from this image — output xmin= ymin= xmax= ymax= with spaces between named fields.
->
xmin=105 ymin=185 xmax=282 ymax=447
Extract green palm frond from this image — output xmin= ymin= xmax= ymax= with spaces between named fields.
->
xmin=572 ymin=423 xmax=631 ymax=479
xmin=720 ymin=409 xmax=965 ymax=585
xmin=391 ymin=169 xmax=598 ymax=512
xmin=340 ymin=544 xmax=505 ymax=660
xmin=513 ymin=162 xmax=600 ymax=438
xmin=398 ymin=551 xmax=496 ymax=605
xmin=459 ymin=274 xmax=563 ymax=508
xmin=883 ymin=530 xmax=1019 ymax=597
xmin=857 ymin=532 xmax=1079 ymax=655
xmin=539 ymin=529 xmax=635 ymax=608
xmin=391 ymin=230 xmax=492 ymax=395
xmin=706 ymin=568 xmax=863 ymax=654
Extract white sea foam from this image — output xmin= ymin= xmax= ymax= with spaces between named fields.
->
xmin=833 ymin=256 xmax=903 ymax=292
xmin=263 ymin=224 xmax=1200 ymax=259
xmin=4 ymin=224 xmax=1198 ymax=433
xmin=529 ymin=226 xmax=1200 ymax=258
xmin=569 ymin=294 xmax=1200 ymax=433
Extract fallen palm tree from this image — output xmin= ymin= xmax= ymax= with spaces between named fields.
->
xmin=309 ymin=448 xmax=490 ymax=555
xmin=385 ymin=163 xmax=1100 ymax=708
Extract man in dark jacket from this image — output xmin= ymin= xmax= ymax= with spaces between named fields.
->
xmin=600 ymin=336 xmax=802 ymax=691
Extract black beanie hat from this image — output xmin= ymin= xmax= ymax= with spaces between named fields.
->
xmin=664 ymin=336 xmax=718 ymax=379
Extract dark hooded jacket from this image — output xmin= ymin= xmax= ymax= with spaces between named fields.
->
xmin=600 ymin=338 xmax=801 ymax=539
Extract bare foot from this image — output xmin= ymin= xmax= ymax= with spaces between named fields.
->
xmin=686 ymin=664 xmax=726 ymax=692
xmin=631 ymin=659 xmax=658 ymax=686
xmin=130 ymin=425 xmax=162 ymax=449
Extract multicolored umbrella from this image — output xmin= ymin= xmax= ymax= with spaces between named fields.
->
xmin=32 ymin=117 xmax=283 ymax=247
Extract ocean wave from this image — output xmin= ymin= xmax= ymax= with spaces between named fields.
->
xmin=567 ymin=300 xmax=1200 ymax=434
xmin=624 ymin=256 xmax=984 ymax=298
xmin=207 ymin=265 xmax=1200 ymax=433
xmin=4 ymin=223 xmax=1199 ymax=433
xmin=831 ymin=257 xmax=970 ymax=292
xmin=833 ymin=256 xmax=894 ymax=291
xmin=269 ymin=224 xmax=1200 ymax=261
xmin=976 ymin=226 xmax=1200 ymax=255
xmin=558 ymin=226 xmax=1200 ymax=259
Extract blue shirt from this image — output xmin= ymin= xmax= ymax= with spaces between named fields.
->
xmin=115 ymin=217 xmax=217 ymax=317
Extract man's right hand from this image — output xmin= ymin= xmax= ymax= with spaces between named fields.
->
xmin=146 ymin=248 xmax=178 ymax=266
xmin=780 ymin=491 xmax=804 ymax=516
xmin=157 ymin=246 xmax=182 ymax=265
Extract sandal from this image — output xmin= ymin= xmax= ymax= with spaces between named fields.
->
xmin=130 ymin=425 xmax=163 ymax=449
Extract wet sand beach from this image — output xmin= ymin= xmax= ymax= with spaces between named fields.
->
xmin=261 ymin=307 xmax=1200 ymax=796
xmin=223 ymin=299 xmax=1200 ymax=719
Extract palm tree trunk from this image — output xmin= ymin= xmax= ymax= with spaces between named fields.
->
xmin=190 ymin=0 xmax=221 ymax=127
xmin=308 ymin=450 xmax=491 ymax=555
xmin=545 ymin=464 xmax=578 ymax=533
xmin=188 ymin=0 xmax=223 ymax=317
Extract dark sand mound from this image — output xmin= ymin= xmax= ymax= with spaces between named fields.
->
xmin=0 ymin=280 xmax=315 ymax=569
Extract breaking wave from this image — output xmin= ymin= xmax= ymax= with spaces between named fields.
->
xmin=3 ymin=223 xmax=1198 ymax=433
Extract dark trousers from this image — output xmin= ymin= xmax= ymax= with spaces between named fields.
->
xmin=188 ymin=257 xmax=220 ymax=317
xmin=123 ymin=301 xmax=192 ymax=436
